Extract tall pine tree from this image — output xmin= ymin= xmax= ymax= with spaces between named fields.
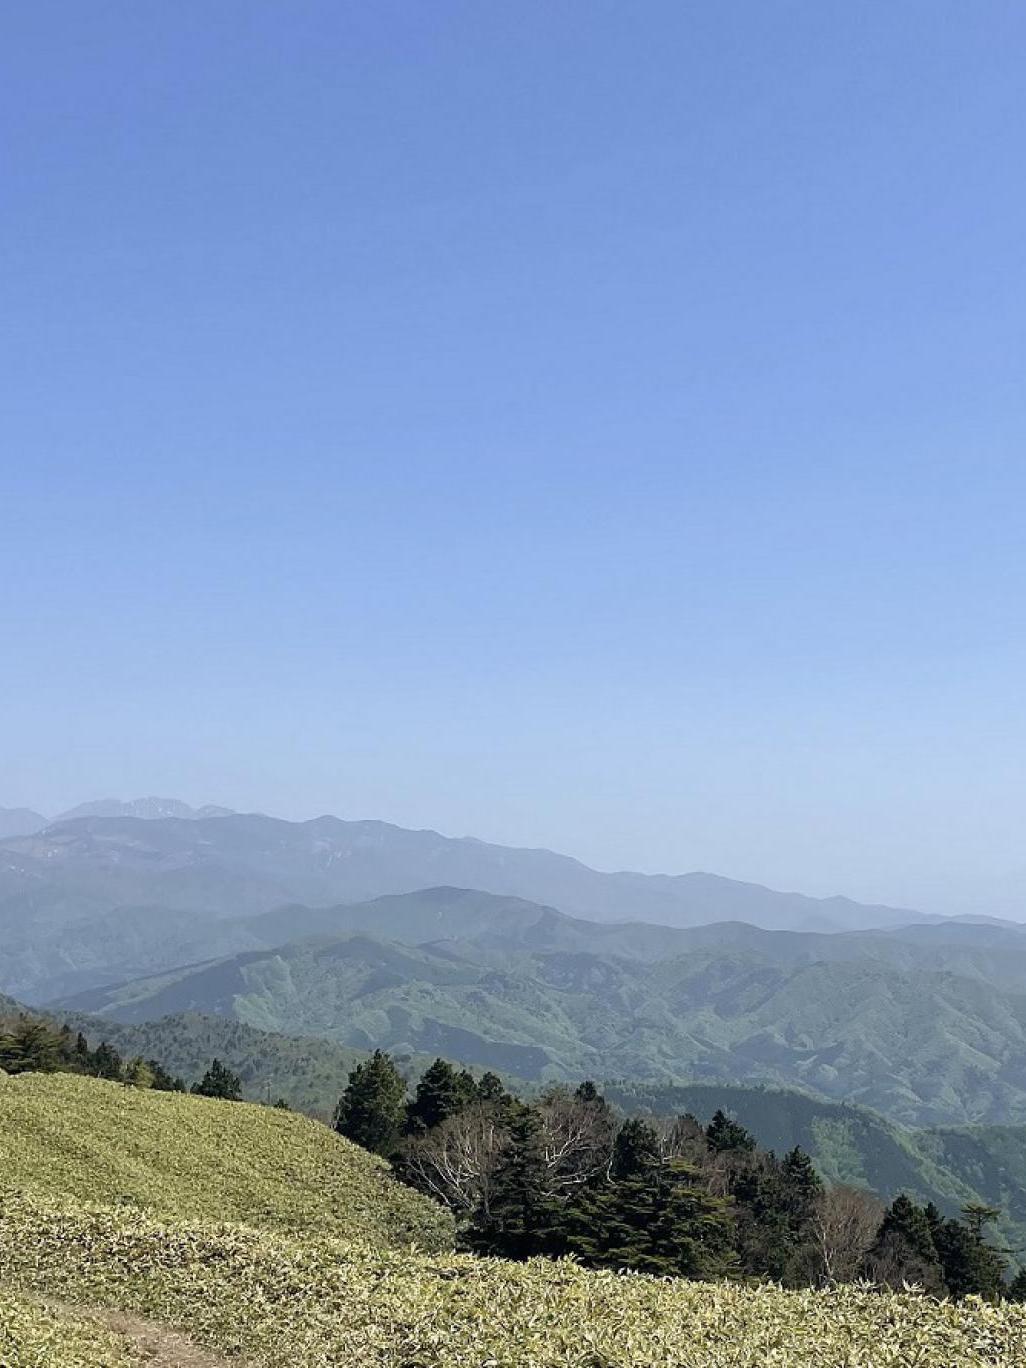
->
xmin=334 ymin=1050 xmax=407 ymax=1156
xmin=405 ymin=1058 xmax=478 ymax=1135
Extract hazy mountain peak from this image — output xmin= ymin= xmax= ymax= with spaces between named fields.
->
xmin=0 ymin=806 xmax=48 ymax=839
xmin=54 ymin=797 xmax=234 ymax=823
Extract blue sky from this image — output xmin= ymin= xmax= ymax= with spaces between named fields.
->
xmin=3 ymin=2 xmax=1025 ymax=914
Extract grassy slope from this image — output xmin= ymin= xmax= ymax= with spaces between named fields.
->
xmin=3 ymin=1190 xmax=1025 ymax=1367
xmin=0 ymin=1071 xmax=451 ymax=1250
xmin=0 ymin=1295 xmax=139 ymax=1368
xmin=2 ymin=1073 xmax=1025 ymax=1366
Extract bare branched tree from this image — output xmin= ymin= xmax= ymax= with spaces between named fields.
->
xmin=812 ymin=1185 xmax=884 ymax=1285
xmin=400 ymin=1103 xmax=509 ymax=1216
xmin=536 ymin=1085 xmax=617 ymax=1190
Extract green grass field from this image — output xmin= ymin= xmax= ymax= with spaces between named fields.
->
xmin=3 ymin=1072 xmax=1026 ymax=1366
xmin=3 ymin=1189 xmax=1026 ymax=1367
xmin=0 ymin=1070 xmax=452 ymax=1250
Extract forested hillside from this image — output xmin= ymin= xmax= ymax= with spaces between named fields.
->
xmin=63 ymin=917 xmax=1026 ymax=1125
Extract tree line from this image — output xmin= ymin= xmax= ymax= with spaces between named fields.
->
xmin=334 ymin=1050 xmax=1021 ymax=1299
xmin=0 ymin=1011 xmax=258 ymax=1103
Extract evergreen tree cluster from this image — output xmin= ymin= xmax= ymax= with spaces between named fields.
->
xmin=333 ymin=1053 xmax=1021 ymax=1298
xmin=864 ymin=1193 xmax=1010 ymax=1301
xmin=0 ymin=1014 xmax=187 ymax=1091
xmin=0 ymin=1011 xmax=245 ymax=1104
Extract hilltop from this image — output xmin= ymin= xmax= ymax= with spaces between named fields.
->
xmin=0 ymin=1070 xmax=451 ymax=1249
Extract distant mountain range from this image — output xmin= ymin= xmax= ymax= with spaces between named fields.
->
xmin=0 ymin=798 xmax=233 ymax=836
xmin=46 ymin=885 xmax=1026 ymax=1126
xmin=7 ymin=806 xmax=1026 ymax=1129
xmin=0 ymin=808 xmax=924 ymax=934
xmin=55 ymin=797 xmax=235 ymax=823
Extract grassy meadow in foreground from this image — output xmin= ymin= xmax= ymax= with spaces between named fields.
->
xmin=0 ymin=1070 xmax=452 ymax=1249
xmin=3 ymin=1189 xmax=1026 ymax=1368
xmin=3 ymin=1071 xmax=1026 ymax=1366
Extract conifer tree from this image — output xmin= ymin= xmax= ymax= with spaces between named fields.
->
xmin=705 ymin=1109 xmax=756 ymax=1153
xmin=192 ymin=1058 xmax=243 ymax=1101
xmin=564 ymin=1142 xmax=736 ymax=1279
xmin=0 ymin=1017 xmax=62 ymax=1074
xmin=333 ymin=1050 xmax=407 ymax=1155
xmin=476 ymin=1071 xmax=509 ymax=1104
xmin=934 ymin=1205 xmax=1006 ymax=1300
xmin=611 ymin=1117 xmax=662 ymax=1177
xmin=470 ymin=1106 xmax=560 ymax=1258
xmin=864 ymin=1194 xmax=946 ymax=1295
xmin=405 ymin=1058 xmax=477 ymax=1134
xmin=91 ymin=1041 xmax=124 ymax=1080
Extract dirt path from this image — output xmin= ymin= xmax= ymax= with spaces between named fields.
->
xmin=31 ymin=1297 xmax=244 ymax=1368
xmin=91 ymin=1307 xmax=243 ymax=1367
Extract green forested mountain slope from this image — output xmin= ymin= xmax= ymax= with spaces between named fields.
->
xmin=61 ymin=924 xmax=1026 ymax=1126
xmin=10 ymin=880 xmax=1026 ymax=1010
xmin=40 ymin=997 xmax=1026 ymax=1266
xmin=605 ymin=1081 xmax=1026 ymax=1268
xmin=62 ymin=1009 xmax=449 ymax=1119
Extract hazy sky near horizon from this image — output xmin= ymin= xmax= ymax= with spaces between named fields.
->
xmin=4 ymin=3 xmax=1026 ymax=916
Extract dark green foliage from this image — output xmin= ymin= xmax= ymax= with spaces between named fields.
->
xmin=577 ymin=1160 xmax=736 ymax=1279
xmin=729 ymin=1146 xmax=824 ymax=1285
xmin=611 ymin=1118 xmax=662 ymax=1177
xmin=89 ymin=1041 xmax=124 ymax=1080
xmin=397 ymin=1071 xmax=1019 ymax=1299
xmin=0 ymin=1017 xmax=63 ymax=1074
xmin=476 ymin=1071 xmax=509 ymax=1103
xmin=334 ymin=1050 xmax=407 ymax=1156
xmin=861 ymin=1194 xmax=1008 ymax=1299
xmin=706 ymin=1109 xmax=757 ymax=1153
xmin=876 ymin=1195 xmax=942 ymax=1267
xmin=469 ymin=1106 xmax=562 ymax=1259
xmin=0 ymin=1008 xmax=190 ymax=1097
xmin=1006 ymin=1267 xmax=1026 ymax=1301
xmin=405 ymin=1058 xmax=478 ymax=1135
xmin=192 ymin=1058 xmax=243 ymax=1101
xmin=934 ymin=1205 xmax=1007 ymax=1300
xmin=564 ymin=1122 xmax=737 ymax=1280
xmin=863 ymin=1192 xmax=944 ymax=1296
